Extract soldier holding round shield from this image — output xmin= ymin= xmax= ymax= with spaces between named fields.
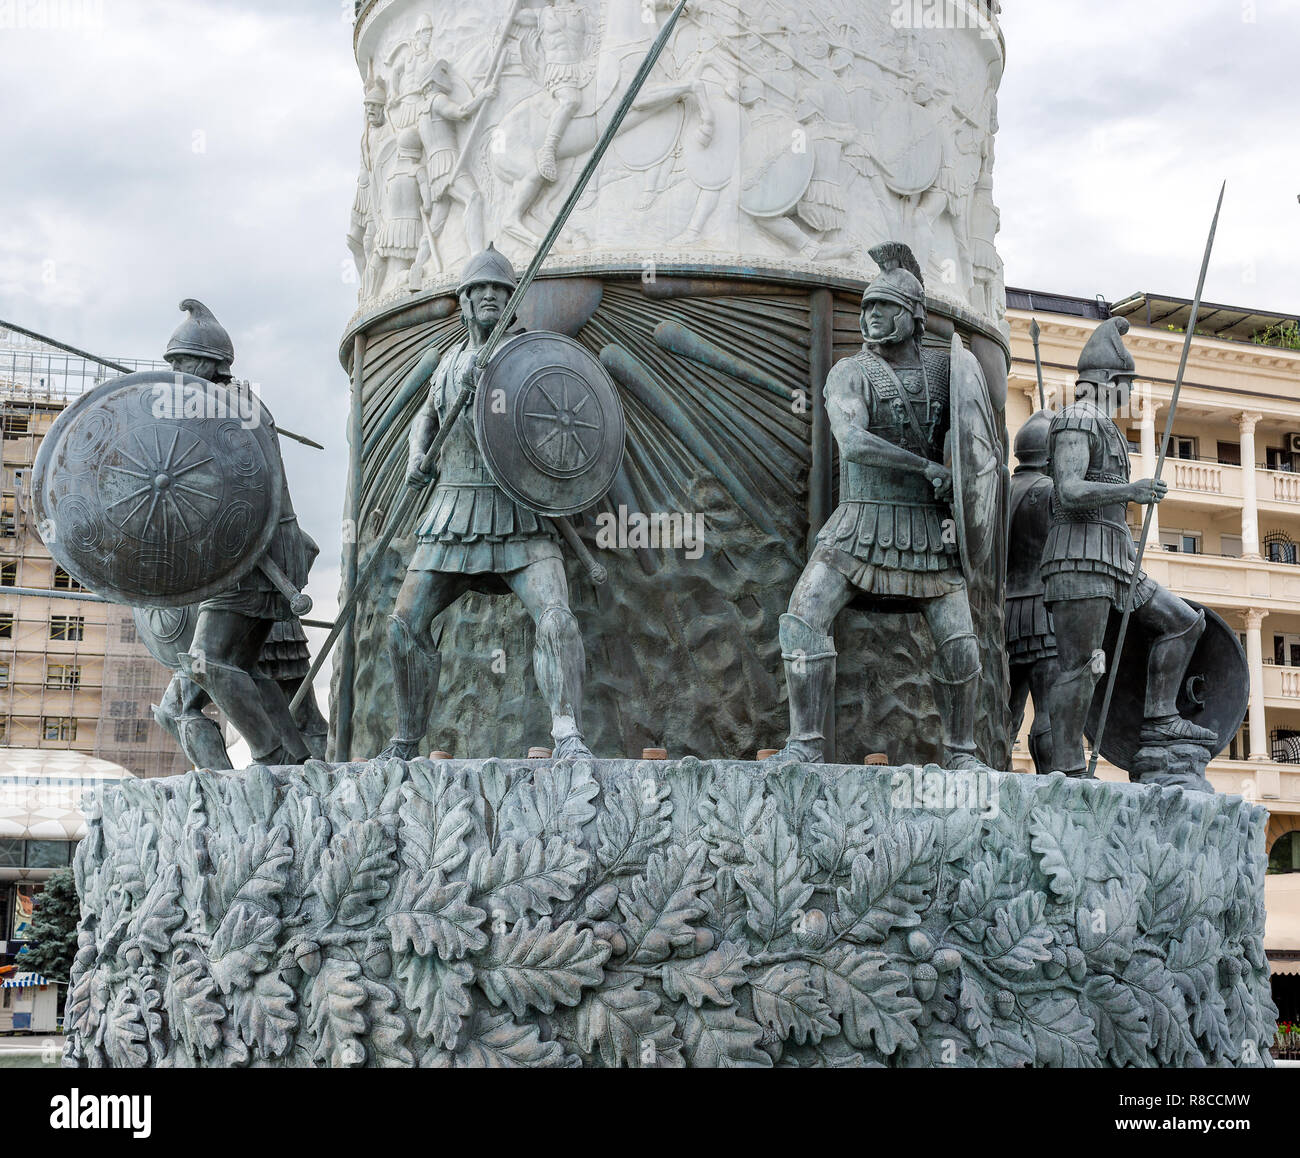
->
xmin=163 ymin=300 xmax=317 ymax=767
xmin=378 ymin=245 xmax=594 ymax=761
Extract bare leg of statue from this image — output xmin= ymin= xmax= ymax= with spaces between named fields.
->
xmin=922 ymin=588 xmax=983 ymax=770
xmin=183 ymin=609 xmax=309 ymax=766
xmin=1133 ymin=588 xmax=1216 ymax=744
xmin=505 ymin=557 xmax=592 ymax=760
xmin=153 ymin=673 xmax=232 ymax=771
xmin=1027 ymin=658 xmax=1059 ymax=773
xmin=1046 ymin=597 xmax=1111 ymax=777
xmin=378 ymin=570 xmax=466 ymax=760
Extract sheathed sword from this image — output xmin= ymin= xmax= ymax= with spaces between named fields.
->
xmin=290 ymin=0 xmax=690 ymax=715
xmin=1086 ymin=181 xmax=1226 ymax=777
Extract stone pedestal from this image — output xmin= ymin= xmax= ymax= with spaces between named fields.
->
xmin=66 ymin=758 xmax=1276 ymax=1068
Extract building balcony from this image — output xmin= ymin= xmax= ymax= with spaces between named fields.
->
xmin=1141 ymin=550 xmax=1300 ymax=610
xmin=1265 ymin=665 xmax=1300 ymax=707
xmin=1157 ymin=458 xmax=1300 ymax=512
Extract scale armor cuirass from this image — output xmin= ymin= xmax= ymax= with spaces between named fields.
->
xmin=814 ymin=344 xmax=961 ymax=588
xmin=1041 ymin=399 xmax=1156 ymax=610
xmin=409 ymin=335 xmax=560 ymax=576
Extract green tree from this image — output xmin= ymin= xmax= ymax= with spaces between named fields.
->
xmin=20 ymin=868 xmax=79 ymax=982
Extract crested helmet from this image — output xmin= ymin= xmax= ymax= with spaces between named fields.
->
xmin=1077 ymin=316 xmax=1136 ymax=387
xmin=164 ymin=299 xmax=234 ymax=376
xmin=861 ymin=242 xmax=927 ymax=342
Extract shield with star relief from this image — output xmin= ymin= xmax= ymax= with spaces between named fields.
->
xmin=474 ymin=330 xmax=626 ymax=517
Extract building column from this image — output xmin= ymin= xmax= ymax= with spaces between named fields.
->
xmin=1138 ymin=385 xmax=1160 ymax=547
xmin=1239 ymin=411 xmax=1263 ymax=559
xmin=1243 ymin=607 xmax=1269 ymax=761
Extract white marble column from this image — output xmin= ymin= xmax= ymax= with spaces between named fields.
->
xmin=1243 ymin=607 xmax=1269 ymax=761
xmin=1239 ymin=411 xmax=1263 ymax=559
xmin=1138 ymin=385 xmax=1160 ymax=547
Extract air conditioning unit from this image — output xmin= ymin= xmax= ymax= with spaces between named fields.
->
xmin=1288 ymin=432 xmax=1300 ymax=454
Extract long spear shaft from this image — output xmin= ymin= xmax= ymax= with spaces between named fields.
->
xmin=290 ymin=0 xmax=689 ymax=715
xmin=447 ymin=0 xmax=527 ymax=185
xmin=0 ymin=317 xmax=324 ymax=450
xmin=1086 ymin=181 xmax=1226 ymax=777
xmin=1029 ymin=317 xmax=1046 ymax=410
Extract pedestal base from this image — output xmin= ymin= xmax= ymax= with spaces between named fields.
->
xmin=65 ymin=758 xmax=1276 ymax=1067
xmin=1130 ymin=743 xmax=1215 ymax=793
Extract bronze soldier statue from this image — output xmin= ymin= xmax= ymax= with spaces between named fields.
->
xmin=1006 ymin=409 xmax=1057 ymax=773
xmin=378 ymin=245 xmax=593 ymax=761
xmin=163 ymin=300 xmax=318 ymax=767
xmin=1043 ymin=317 xmax=1216 ymax=776
xmin=769 ymin=242 xmax=991 ymax=769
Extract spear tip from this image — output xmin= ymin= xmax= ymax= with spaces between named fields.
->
xmin=1029 ymin=317 xmax=1041 ymax=342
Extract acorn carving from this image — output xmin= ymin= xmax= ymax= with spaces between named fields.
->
xmin=365 ymin=935 xmax=392 ymax=979
xmin=913 ymin=963 xmax=939 ymax=1001
xmin=795 ymin=908 xmax=829 ymax=949
xmin=296 ymin=940 xmax=322 ymax=977
xmin=584 ymin=883 xmax=620 ymax=921
xmin=932 ymin=949 xmax=962 ymax=974
xmin=1065 ymin=946 xmax=1086 ymax=982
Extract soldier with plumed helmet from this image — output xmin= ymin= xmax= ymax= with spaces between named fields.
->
xmin=768 ymin=242 xmax=992 ymax=769
xmin=378 ymin=244 xmax=593 ymax=761
xmin=1043 ymin=316 xmax=1217 ymax=776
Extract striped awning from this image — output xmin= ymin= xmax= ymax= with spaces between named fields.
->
xmin=0 ymin=972 xmax=50 ymax=988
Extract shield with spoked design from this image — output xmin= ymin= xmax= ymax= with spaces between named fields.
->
xmin=31 ymin=370 xmax=283 ymax=607
xmin=474 ymin=332 xmax=625 ymax=518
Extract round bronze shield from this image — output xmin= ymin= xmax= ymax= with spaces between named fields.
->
xmin=133 ymin=605 xmax=196 ymax=670
xmin=1085 ymin=602 xmax=1249 ymax=770
xmin=949 ymin=334 xmax=1004 ymax=577
xmin=475 ymin=332 xmax=625 ymax=518
xmin=31 ymin=370 xmax=283 ymax=607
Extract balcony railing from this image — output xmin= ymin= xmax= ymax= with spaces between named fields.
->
xmin=1261 ymin=666 xmax=1300 ymax=702
xmin=1274 ymin=473 xmax=1300 ymax=504
xmin=1169 ymin=460 xmax=1227 ymax=495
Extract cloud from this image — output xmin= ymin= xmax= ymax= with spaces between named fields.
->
xmin=0 ymin=0 xmax=362 ymax=655
xmin=996 ymin=0 xmax=1300 ymax=312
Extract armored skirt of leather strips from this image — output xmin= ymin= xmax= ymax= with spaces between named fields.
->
xmin=257 ymin=617 xmax=310 ymax=681
xmin=409 ymin=483 xmax=561 ymax=575
xmin=1006 ymin=595 xmax=1056 ymax=664
xmin=814 ymin=500 xmax=965 ymax=601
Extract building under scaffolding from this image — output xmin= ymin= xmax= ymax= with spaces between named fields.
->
xmin=0 ymin=325 xmax=193 ymax=779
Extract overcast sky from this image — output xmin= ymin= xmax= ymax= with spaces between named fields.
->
xmin=1 ymin=0 xmax=1297 ymax=708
